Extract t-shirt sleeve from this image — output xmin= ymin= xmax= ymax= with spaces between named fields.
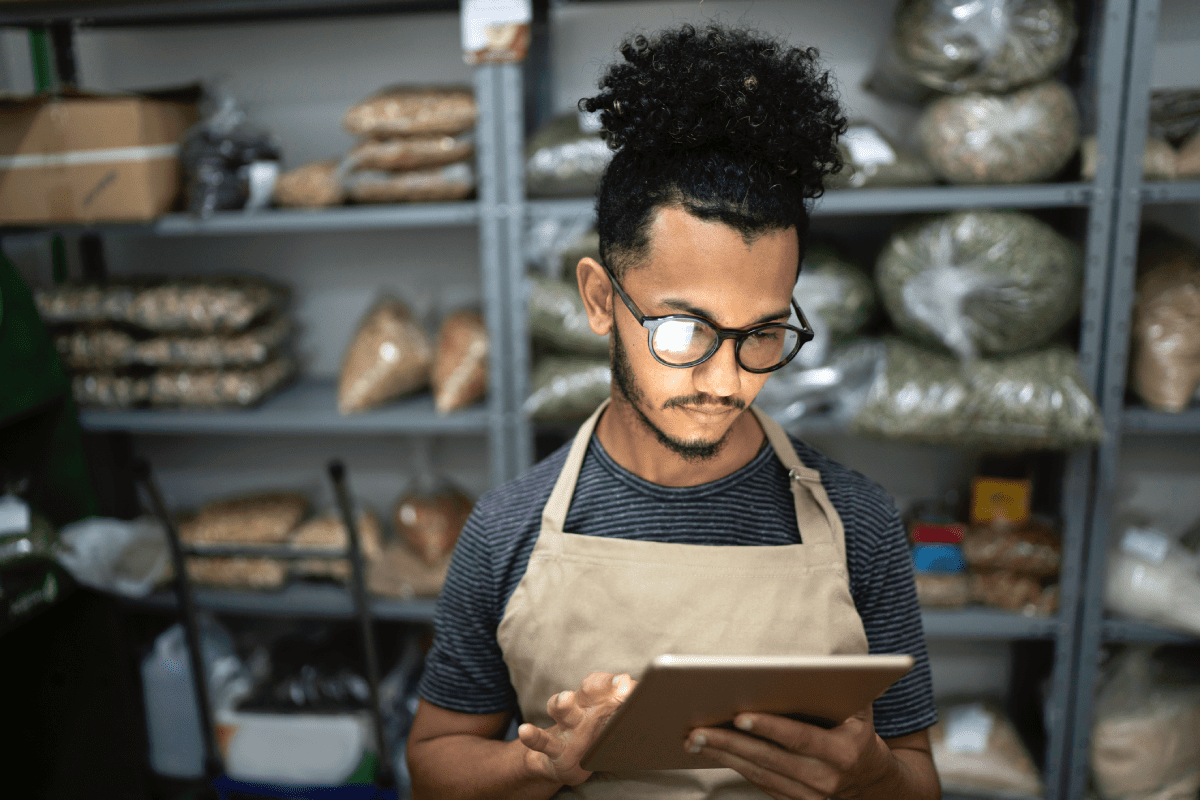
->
xmin=417 ymin=498 xmax=519 ymax=715
xmin=848 ymin=484 xmax=939 ymax=739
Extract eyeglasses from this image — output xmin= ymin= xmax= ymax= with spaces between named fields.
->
xmin=601 ymin=262 xmax=814 ymax=374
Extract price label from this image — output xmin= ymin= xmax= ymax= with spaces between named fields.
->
xmin=462 ymin=0 xmax=532 ymax=65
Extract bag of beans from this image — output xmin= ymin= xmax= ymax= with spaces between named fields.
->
xmin=186 ymin=556 xmax=287 ymax=590
xmin=432 ymin=310 xmax=489 ymax=415
xmin=338 ymin=298 xmax=433 ymax=414
xmin=525 ymin=355 xmax=612 ymax=422
xmin=347 ymin=133 xmax=473 ymax=172
xmin=962 ymin=521 xmax=1061 ymax=578
xmin=930 ymin=700 xmax=1045 ymax=798
xmin=393 ymin=487 xmax=473 ymax=566
xmin=919 ymin=81 xmax=1079 ymax=185
xmin=528 ymin=275 xmax=609 ymax=356
xmin=344 ymin=163 xmax=474 ymax=204
xmin=273 ymin=160 xmax=345 ymax=208
xmin=56 ymin=316 xmax=292 ymax=371
xmin=179 ymin=492 xmax=308 ymax=548
xmin=343 ymin=87 xmax=476 ymax=137
xmin=1130 ymin=230 xmax=1200 ymax=412
xmin=290 ymin=509 xmax=384 ymax=581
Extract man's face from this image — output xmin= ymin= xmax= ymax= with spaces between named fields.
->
xmin=606 ymin=206 xmax=799 ymax=460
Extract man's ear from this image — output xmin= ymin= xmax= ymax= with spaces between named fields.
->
xmin=577 ymin=257 xmax=614 ymax=337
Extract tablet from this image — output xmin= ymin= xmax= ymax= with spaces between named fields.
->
xmin=580 ymin=653 xmax=914 ymax=772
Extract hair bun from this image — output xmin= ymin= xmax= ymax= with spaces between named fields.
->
xmin=581 ymin=24 xmax=846 ymax=198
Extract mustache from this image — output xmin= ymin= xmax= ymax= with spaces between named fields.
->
xmin=662 ymin=394 xmax=746 ymax=411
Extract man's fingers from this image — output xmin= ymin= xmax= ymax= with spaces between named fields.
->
xmin=546 ymin=690 xmax=586 ymax=727
xmin=687 ymin=736 xmax=828 ymax=800
xmin=731 ymin=713 xmax=840 ymax=762
xmin=518 ymin=722 xmax=564 ymax=759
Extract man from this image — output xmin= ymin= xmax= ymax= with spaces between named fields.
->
xmin=408 ymin=23 xmax=939 ymax=800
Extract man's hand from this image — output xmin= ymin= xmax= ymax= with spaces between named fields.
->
xmin=517 ymin=672 xmax=636 ymax=787
xmin=683 ymin=705 xmax=908 ymax=800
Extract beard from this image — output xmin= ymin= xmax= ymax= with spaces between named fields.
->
xmin=610 ymin=322 xmax=736 ymax=462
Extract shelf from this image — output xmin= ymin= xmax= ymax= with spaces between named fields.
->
xmin=1140 ymin=181 xmax=1200 ymax=204
xmin=1101 ymin=617 xmax=1199 ymax=644
xmin=0 ymin=0 xmax=457 ymax=27
xmin=1122 ymin=405 xmax=1200 ymax=434
xmin=526 ymin=184 xmax=1094 ymax=222
xmin=920 ymin=608 xmax=1062 ymax=640
xmin=78 ymin=379 xmax=491 ymax=435
xmin=125 ymin=583 xmax=437 ymax=621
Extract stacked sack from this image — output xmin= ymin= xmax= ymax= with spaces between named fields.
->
xmin=274 ymin=87 xmax=477 ymax=208
xmin=36 ymin=277 xmax=296 ymax=410
xmin=869 ymin=0 xmax=1081 ymax=185
xmin=177 ymin=485 xmax=473 ymax=599
xmin=338 ymin=296 xmax=488 ymax=416
xmin=1083 ymin=87 xmax=1200 ymax=182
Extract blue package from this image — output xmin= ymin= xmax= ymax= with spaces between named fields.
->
xmin=912 ymin=544 xmax=967 ymax=573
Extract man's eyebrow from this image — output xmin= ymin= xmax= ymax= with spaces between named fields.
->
xmin=660 ymin=298 xmax=792 ymax=327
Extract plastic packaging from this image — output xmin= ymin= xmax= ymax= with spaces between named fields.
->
xmin=792 ymin=246 xmax=877 ymax=369
xmin=878 ymin=0 xmax=1077 ymax=96
xmin=849 ymin=339 xmax=1104 ymax=451
xmin=1091 ymin=648 xmax=1200 ymax=800
xmin=343 ymin=87 xmax=476 ymax=137
xmin=1129 ymin=230 xmax=1200 ymax=412
xmin=55 ymin=315 xmax=291 ymax=371
xmin=970 ymin=572 xmax=1058 ymax=616
xmin=753 ymin=340 xmax=883 ymax=429
xmin=344 ymin=163 xmax=474 ymax=204
xmin=525 ymin=355 xmax=612 ymax=422
xmin=827 ymin=123 xmax=935 ymax=190
xmin=35 ymin=277 xmax=287 ymax=334
xmin=876 ymin=211 xmax=1083 ymax=360
xmin=290 ymin=509 xmax=384 ymax=563
xmin=929 ymin=700 xmax=1045 ymax=798
xmin=179 ymin=492 xmax=308 ymax=548
xmin=912 ymin=544 xmax=967 ymax=573
xmin=273 ymin=160 xmax=345 ymax=208
xmin=962 ymin=521 xmax=1061 ymax=577
xmin=368 ymin=543 xmax=451 ymax=599
xmin=914 ymin=573 xmax=971 ymax=608
xmin=528 ymin=274 xmax=609 ymax=356
xmin=72 ymin=357 xmax=295 ymax=410
xmin=393 ymin=488 xmax=473 ymax=566
xmin=432 ymin=310 xmax=489 ymax=415
xmin=919 ymin=80 xmax=1079 ymax=185
xmin=181 ymin=95 xmax=281 ymax=217
xmin=347 ymin=133 xmax=473 ymax=171
xmin=186 ymin=556 xmax=288 ymax=589
xmin=338 ymin=298 xmax=433 ymax=414
xmin=525 ymin=112 xmax=612 ymax=198
xmin=1082 ymin=136 xmax=1179 ymax=182
xmin=141 ymin=615 xmax=254 ymax=777
xmin=1105 ymin=526 xmax=1200 ymax=636
xmin=55 ymin=516 xmax=169 ymax=597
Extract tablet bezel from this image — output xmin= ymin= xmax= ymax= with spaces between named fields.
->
xmin=579 ymin=653 xmax=915 ymax=772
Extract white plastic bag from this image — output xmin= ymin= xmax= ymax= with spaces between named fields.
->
xmin=55 ymin=516 xmax=170 ymax=597
xmin=1105 ymin=526 xmax=1200 ymax=636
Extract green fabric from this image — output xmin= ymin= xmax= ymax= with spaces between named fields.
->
xmin=0 ymin=253 xmax=97 ymax=526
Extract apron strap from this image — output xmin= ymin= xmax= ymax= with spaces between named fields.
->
xmin=542 ymin=398 xmax=610 ymax=533
xmin=749 ymin=405 xmax=840 ymax=549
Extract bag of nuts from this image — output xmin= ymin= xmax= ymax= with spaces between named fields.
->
xmin=338 ymin=297 xmax=433 ymax=414
xmin=432 ymin=310 xmax=489 ymax=415
xmin=393 ymin=487 xmax=473 ymax=566
xmin=343 ymin=87 xmax=476 ymax=137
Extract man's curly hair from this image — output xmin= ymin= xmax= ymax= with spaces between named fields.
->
xmin=580 ymin=23 xmax=846 ymax=277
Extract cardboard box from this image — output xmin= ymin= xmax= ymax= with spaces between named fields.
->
xmin=0 ymin=87 xmax=198 ymax=224
xmin=970 ymin=476 xmax=1033 ymax=526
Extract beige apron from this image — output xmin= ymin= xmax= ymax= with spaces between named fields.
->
xmin=497 ymin=399 xmax=869 ymax=799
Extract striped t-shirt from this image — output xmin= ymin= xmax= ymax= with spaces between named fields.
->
xmin=419 ymin=432 xmax=938 ymax=740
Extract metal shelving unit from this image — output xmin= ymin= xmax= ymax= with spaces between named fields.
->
xmin=1065 ymin=1 xmax=1200 ymax=799
xmin=0 ymin=0 xmax=457 ymax=26
xmin=125 ymin=584 xmax=437 ymax=622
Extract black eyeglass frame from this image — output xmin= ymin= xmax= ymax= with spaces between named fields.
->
xmin=601 ymin=262 xmax=815 ymax=374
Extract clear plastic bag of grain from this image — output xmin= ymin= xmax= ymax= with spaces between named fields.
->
xmin=185 ymin=556 xmax=287 ymax=590
xmin=524 ymin=355 xmax=612 ymax=422
xmin=525 ymin=112 xmax=612 ymax=198
xmin=919 ymin=81 xmax=1080 ymax=185
xmin=875 ymin=0 xmax=1077 ymax=97
xmin=393 ymin=487 xmax=473 ymax=566
xmin=290 ymin=509 xmax=384 ymax=581
xmin=970 ymin=571 xmax=1058 ymax=616
xmin=178 ymin=491 xmax=309 ymax=548
xmin=35 ymin=277 xmax=286 ymax=334
xmin=1130 ymin=229 xmax=1200 ymax=412
xmin=71 ymin=372 xmax=151 ymax=409
xmin=1082 ymin=135 xmax=1178 ymax=182
xmin=338 ymin=298 xmax=433 ymax=414
xmin=876 ymin=211 xmax=1083 ymax=361
xmin=432 ymin=309 xmax=489 ymax=415
xmin=344 ymin=163 xmax=474 ymax=204
xmin=528 ymin=274 xmax=609 ymax=356
xmin=148 ymin=356 xmax=295 ymax=408
xmin=273 ymin=160 xmax=345 ymax=208
xmin=930 ymin=700 xmax=1045 ymax=798
xmin=343 ymin=87 xmax=476 ymax=137
xmin=56 ymin=316 xmax=292 ymax=371
xmin=962 ymin=521 xmax=1061 ymax=578
xmin=347 ymin=133 xmax=473 ymax=172
xmin=826 ymin=123 xmax=935 ymax=190
xmin=849 ymin=338 xmax=1104 ymax=451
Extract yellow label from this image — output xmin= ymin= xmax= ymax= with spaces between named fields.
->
xmin=971 ymin=477 xmax=1032 ymax=525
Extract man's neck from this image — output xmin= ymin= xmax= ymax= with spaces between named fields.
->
xmin=593 ymin=394 xmax=767 ymax=488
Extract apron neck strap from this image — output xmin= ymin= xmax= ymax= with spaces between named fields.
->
xmin=542 ymin=398 xmax=610 ymax=533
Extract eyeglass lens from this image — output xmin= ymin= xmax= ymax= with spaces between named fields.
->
xmin=650 ymin=320 xmax=799 ymax=370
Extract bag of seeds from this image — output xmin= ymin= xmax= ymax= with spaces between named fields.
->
xmin=186 ymin=556 xmax=287 ymax=590
xmin=179 ymin=492 xmax=309 ymax=548
xmin=348 ymin=133 xmax=474 ymax=172
xmin=393 ymin=487 xmax=473 ymax=566
xmin=290 ymin=509 xmax=384 ymax=581
xmin=432 ymin=309 xmax=489 ymax=415
xmin=1130 ymin=230 xmax=1200 ymax=412
xmin=525 ymin=112 xmax=612 ymax=198
xmin=850 ymin=338 xmax=1103 ymax=451
xmin=344 ymin=163 xmax=474 ymax=204
xmin=962 ymin=521 xmax=1061 ymax=578
xmin=55 ymin=316 xmax=292 ymax=371
xmin=792 ymin=246 xmax=877 ymax=368
xmin=338 ymin=297 xmax=433 ymax=414
xmin=919 ymin=80 xmax=1079 ymax=185
xmin=827 ymin=123 xmax=935 ymax=190
xmin=273 ymin=160 xmax=345 ymax=208
xmin=869 ymin=0 xmax=1077 ymax=99
xmin=529 ymin=274 xmax=609 ymax=356
xmin=343 ymin=86 xmax=476 ymax=137
xmin=525 ymin=355 xmax=612 ymax=422
xmin=876 ymin=211 xmax=1082 ymax=360
xmin=72 ymin=357 xmax=295 ymax=409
